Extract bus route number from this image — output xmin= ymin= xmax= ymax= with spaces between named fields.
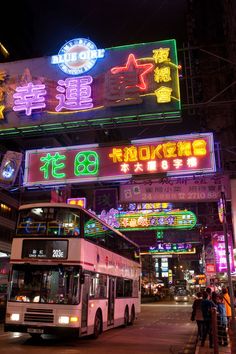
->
xmin=52 ymin=249 xmax=64 ymax=258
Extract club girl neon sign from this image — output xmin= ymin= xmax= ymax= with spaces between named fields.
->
xmin=51 ymin=38 xmax=105 ymax=75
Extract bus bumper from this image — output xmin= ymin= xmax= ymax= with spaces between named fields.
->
xmin=4 ymin=323 xmax=80 ymax=337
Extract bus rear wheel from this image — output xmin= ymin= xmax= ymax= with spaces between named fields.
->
xmin=92 ymin=310 xmax=102 ymax=339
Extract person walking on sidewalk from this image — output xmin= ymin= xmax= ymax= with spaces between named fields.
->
xmin=201 ymin=291 xmax=216 ymax=348
xmin=206 ymin=287 xmax=212 ymax=300
xmin=216 ymin=294 xmax=228 ymax=347
xmin=222 ymin=287 xmax=232 ymax=328
xmin=192 ymin=292 xmax=204 ymax=342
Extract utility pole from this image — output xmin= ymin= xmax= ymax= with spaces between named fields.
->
xmin=221 ymin=191 xmax=235 ymax=319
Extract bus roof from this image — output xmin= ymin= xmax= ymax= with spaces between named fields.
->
xmin=18 ymin=202 xmax=140 ymax=249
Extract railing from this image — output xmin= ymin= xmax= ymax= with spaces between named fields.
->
xmin=211 ymin=307 xmax=235 ymax=353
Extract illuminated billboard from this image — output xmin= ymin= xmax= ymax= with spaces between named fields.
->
xmin=212 ymin=231 xmax=235 ymax=273
xmin=115 ymin=210 xmax=197 ymax=231
xmin=140 ymin=243 xmax=196 ymax=255
xmin=23 ymin=132 xmax=216 ymax=187
xmin=0 ymin=39 xmax=180 ymax=137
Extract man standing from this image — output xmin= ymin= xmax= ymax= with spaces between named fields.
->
xmin=201 ymin=291 xmax=216 ymax=348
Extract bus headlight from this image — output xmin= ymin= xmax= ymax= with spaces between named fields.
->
xmin=58 ymin=316 xmax=69 ymax=324
xmin=10 ymin=313 xmax=20 ymax=321
xmin=58 ymin=316 xmax=79 ymax=324
xmin=174 ymin=296 xmax=178 ymax=300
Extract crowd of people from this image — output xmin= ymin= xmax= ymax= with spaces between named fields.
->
xmin=191 ymin=287 xmax=236 ymax=348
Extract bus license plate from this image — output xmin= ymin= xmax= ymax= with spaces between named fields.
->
xmin=27 ymin=328 xmax=44 ymax=334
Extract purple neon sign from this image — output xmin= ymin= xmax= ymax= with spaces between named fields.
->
xmin=55 ymin=76 xmax=93 ymax=112
xmin=13 ymin=82 xmax=46 ymax=116
xmin=212 ymin=231 xmax=235 ymax=273
xmin=13 ymin=76 xmax=94 ymax=116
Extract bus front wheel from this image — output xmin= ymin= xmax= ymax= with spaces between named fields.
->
xmin=129 ymin=305 xmax=135 ymax=325
xmin=123 ymin=306 xmax=129 ymax=327
xmin=92 ymin=310 xmax=102 ymax=339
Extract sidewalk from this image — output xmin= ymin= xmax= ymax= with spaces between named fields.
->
xmin=195 ymin=343 xmax=231 ymax=354
xmin=195 ymin=339 xmax=232 ymax=354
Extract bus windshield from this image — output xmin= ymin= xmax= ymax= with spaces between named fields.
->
xmin=9 ymin=264 xmax=81 ymax=305
xmin=16 ymin=206 xmax=80 ymax=236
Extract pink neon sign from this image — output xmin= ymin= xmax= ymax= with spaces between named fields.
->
xmin=12 ymin=76 xmax=94 ymax=116
xmin=13 ymin=82 xmax=46 ymax=116
xmin=55 ymin=76 xmax=93 ymax=112
xmin=212 ymin=231 xmax=235 ymax=273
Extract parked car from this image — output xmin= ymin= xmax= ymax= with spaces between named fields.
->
xmin=174 ymin=290 xmax=190 ymax=302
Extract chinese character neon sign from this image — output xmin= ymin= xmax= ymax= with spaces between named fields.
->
xmin=84 ymin=208 xmax=197 ymax=235
xmin=115 ymin=210 xmax=197 ymax=231
xmin=212 ymin=232 xmax=235 ymax=272
xmin=1 ymin=39 xmax=181 ymax=134
xmin=111 ymin=53 xmax=154 ymax=91
xmin=13 ymin=82 xmax=46 ymax=116
xmin=23 ymin=133 xmax=215 ymax=187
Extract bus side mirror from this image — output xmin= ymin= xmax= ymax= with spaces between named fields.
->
xmin=80 ymin=273 xmax=85 ymax=284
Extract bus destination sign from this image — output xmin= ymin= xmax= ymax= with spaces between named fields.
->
xmin=22 ymin=240 xmax=68 ymax=259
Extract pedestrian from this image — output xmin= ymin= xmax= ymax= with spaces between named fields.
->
xmin=201 ymin=290 xmax=216 ymax=348
xmin=233 ymin=289 xmax=236 ymax=308
xmin=211 ymin=291 xmax=218 ymax=305
xmin=206 ymin=287 xmax=212 ymax=299
xmin=192 ymin=292 xmax=204 ymax=342
xmin=222 ymin=287 xmax=231 ymax=327
xmin=216 ymin=294 xmax=228 ymax=346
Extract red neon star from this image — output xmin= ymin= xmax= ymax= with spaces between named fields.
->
xmin=111 ymin=53 xmax=154 ymax=91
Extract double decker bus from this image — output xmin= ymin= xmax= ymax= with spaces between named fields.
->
xmin=4 ymin=203 xmax=141 ymax=339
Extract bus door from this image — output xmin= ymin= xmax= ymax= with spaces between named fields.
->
xmin=107 ymin=277 xmax=115 ymax=326
xmin=81 ymin=274 xmax=90 ymax=332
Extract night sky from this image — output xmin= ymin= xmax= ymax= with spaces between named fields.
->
xmin=1 ymin=0 xmax=188 ymax=61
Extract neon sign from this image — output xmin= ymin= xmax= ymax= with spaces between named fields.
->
xmin=13 ymin=83 xmax=46 ymax=116
xmin=67 ymin=197 xmax=87 ymax=208
xmin=111 ymin=53 xmax=154 ymax=90
xmin=140 ymin=243 xmax=196 ymax=255
xmin=0 ymin=39 xmax=181 ymax=136
xmin=115 ymin=210 xmax=197 ymax=231
xmin=84 ymin=209 xmax=197 ymax=236
xmin=51 ymin=38 xmax=105 ymax=75
xmin=212 ymin=231 xmax=235 ymax=272
xmin=23 ymin=133 xmax=216 ymax=187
